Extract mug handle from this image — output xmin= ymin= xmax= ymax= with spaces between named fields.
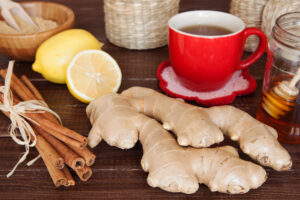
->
xmin=237 ymin=27 xmax=268 ymax=70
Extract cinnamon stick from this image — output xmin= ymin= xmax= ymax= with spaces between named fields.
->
xmin=20 ymin=75 xmax=59 ymax=124
xmin=18 ymin=78 xmax=96 ymax=166
xmin=0 ymin=70 xmax=88 ymax=146
xmin=0 ymin=69 xmax=36 ymax=100
xmin=0 ymin=96 xmax=65 ymax=170
xmin=36 ymin=135 xmax=67 ymax=187
xmin=74 ymin=166 xmax=92 ymax=182
xmin=20 ymin=75 xmax=45 ymax=101
xmin=21 ymin=78 xmax=96 ymax=166
xmin=34 ymin=114 xmax=88 ymax=145
xmin=1 ymin=103 xmax=67 ymax=186
xmin=35 ymin=134 xmax=65 ymax=169
xmin=70 ymin=146 xmax=96 ymax=166
xmin=36 ymin=125 xmax=85 ymax=170
xmin=1 ymin=69 xmax=95 ymax=185
xmin=62 ymin=167 xmax=75 ymax=187
xmin=28 ymin=113 xmax=87 ymax=147
xmin=0 ymin=94 xmax=86 ymax=149
xmin=22 ymin=78 xmax=94 ymax=182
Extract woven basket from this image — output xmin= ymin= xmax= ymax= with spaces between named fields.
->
xmin=262 ymin=0 xmax=300 ymax=40
xmin=104 ymin=0 xmax=180 ymax=50
xmin=230 ymin=0 xmax=269 ymax=52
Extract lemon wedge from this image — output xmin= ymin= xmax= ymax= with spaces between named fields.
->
xmin=66 ymin=50 xmax=122 ymax=103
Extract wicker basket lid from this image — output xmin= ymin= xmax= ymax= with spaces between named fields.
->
xmin=262 ymin=0 xmax=300 ymax=40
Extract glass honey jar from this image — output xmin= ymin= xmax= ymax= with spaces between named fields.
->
xmin=256 ymin=12 xmax=300 ymax=144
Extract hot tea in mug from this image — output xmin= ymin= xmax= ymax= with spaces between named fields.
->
xmin=168 ymin=11 xmax=267 ymax=92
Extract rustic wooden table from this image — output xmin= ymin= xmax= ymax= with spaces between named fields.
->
xmin=0 ymin=0 xmax=299 ymax=199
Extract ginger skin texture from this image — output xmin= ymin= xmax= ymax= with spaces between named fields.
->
xmin=122 ymin=87 xmax=292 ymax=171
xmin=123 ymin=87 xmax=224 ymax=148
xmin=87 ymin=93 xmax=267 ymax=194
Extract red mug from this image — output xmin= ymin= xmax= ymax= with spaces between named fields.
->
xmin=168 ymin=11 xmax=267 ymax=92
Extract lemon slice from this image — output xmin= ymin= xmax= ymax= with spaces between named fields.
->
xmin=66 ymin=50 xmax=122 ymax=103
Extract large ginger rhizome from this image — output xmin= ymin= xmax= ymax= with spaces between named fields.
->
xmin=86 ymin=87 xmax=292 ymax=194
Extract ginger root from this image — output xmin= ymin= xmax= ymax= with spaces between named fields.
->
xmin=122 ymin=87 xmax=292 ymax=171
xmin=87 ymin=93 xmax=267 ymax=194
xmin=121 ymin=86 xmax=224 ymax=148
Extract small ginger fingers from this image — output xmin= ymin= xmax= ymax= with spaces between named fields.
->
xmin=203 ymin=106 xmax=292 ymax=171
xmin=86 ymin=94 xmax=139 ymax=149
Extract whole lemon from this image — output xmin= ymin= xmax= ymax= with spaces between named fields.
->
xmin=32 ymin=29 xmax=103 ymax=84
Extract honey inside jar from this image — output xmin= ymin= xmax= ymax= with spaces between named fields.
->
xmin=257 ymin=75 xmax=300 ymax=144
xmin=256 ymin=12 xmax=300 ymax=144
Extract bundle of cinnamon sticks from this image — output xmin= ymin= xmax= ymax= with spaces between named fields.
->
xmin=0 ymin=69 xmax=96 ymax=187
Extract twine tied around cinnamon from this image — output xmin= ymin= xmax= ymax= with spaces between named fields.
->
xmin=0 ymin=61 xmax=62 ymax=178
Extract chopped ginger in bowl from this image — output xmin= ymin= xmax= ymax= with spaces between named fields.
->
xmin=0 ymin=1 xmax=75 ymax=61
xmin=0 ymin=15 xmax=58 ymax=34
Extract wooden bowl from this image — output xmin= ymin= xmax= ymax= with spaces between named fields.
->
xmin=0 ymin=1 xmax=75 ymax=61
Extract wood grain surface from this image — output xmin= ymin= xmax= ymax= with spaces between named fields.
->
xmin=0 ymin=0 xmax=299 ymax=199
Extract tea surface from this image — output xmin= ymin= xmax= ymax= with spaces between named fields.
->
xmin=180 ymin=25 xmax=232 ymax=36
